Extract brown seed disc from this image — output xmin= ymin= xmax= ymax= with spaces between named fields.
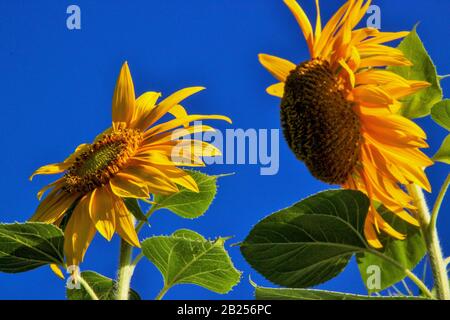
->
xmin=280 ymin=58 xmax=361 ymax=185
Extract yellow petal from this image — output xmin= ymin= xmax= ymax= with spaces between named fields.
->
xmin=143 ymin=124 xmax=216 ymax=145
xmin=89 ymin=187 xmax=116 ymax=241
xmin=37 ymin=178 xmax=64 ymax=200
xmin=283 ymin=0 xmax=314 ymax=55
xmin=364 ymin=215 xmax=383 ymax=249
xmin=352 ymin=85 xmax=393 ymax=106
xmin=145 ymin=114 xmax=231 ymax=138
xmin=338 ymin=59 xmax=355 ymax=87
xmin=114 ymin=199 xmax=140 ymax=248
xmin=64 ymin=195 xmax=96 ymax=266
xmin=50 ymin=264 xmax=65 ymax=280
xmin=30 ymin=191 xmax=77 ymax=223
xmin=109 ymin=173 xmax=150 ymax=198
xmin=258 ymin=54 xmax=295 ymax=82
xmin=361 ymin=31 xmax=409 ymax=45
xmin=119 ymin=164 xmax=179 ymax=195
xmin=314 ymin=0 xmax=321 ymax=39
xmin=355 ymin=70 xmax=410 ymax=86
xmin=143 ymin=87 xmax=205 ymax=128
xmin=360 ymin=55 xmax=412 ymax=68
xmin=112 ymin=62 xmax=136 ymax=126
xmin=373 ymin=210 xmax=405 ymax=240
xmin=161 ymin=167 xmax=199 ymax=193
xmin=315 ymin=1 xmax=350 ymax=56
xmin=131 ymin=91 xmax=161 ymax=127
xmin=30 ymin=163 xmax=70 ymax=181
xmin=266 ymin=82 xmax=285 ymax=98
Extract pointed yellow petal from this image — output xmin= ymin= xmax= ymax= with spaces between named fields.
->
xmin=30 ymin=163 xmax=69 ymax=181
xmin=50 ymin=264 xmax=65 ymax=280
xmin=258 ymin=54 xmax=295 ymax=82
xmin=266 ymin=82 xmax=285 ymax=98
xmin=89 ymin=187 xmax=116 ymax=241
xmin=359 ymin=56 xmax=412 ymax=68
xmin=64 ymin=195 xmax=96 ymax=266
xmin=114 ymin=199 xmax=140 ymax=248
xmin=143 ymin=124 xmax=215 ymax=145
xmin=284 ymin=0 xmax=314 ymax=55
xmin=338 ymin=59 xmax=355 ymax=87
xmin=37 ymin=178 xmax=64 ymax=200
xmin=364 ymin=215 xmax=383 ymax=249
xmin=143 ymin=87 xmax=205 ymax=128
xmin=362 ymin=31 xmax=409 ymax=45
xmin=118 ymin=164 xmax=179 ymax=195
xmin=374 ymin=210 xmax=405 ymax=240
xmin=131 ymin=91 xmax=161 ymax=128
xmin=314 ymin=0 xmax=322 ymax=40
xmin=112 ymin=62 xmax=136 ymax=126
xmin=109 ymin=173 xmax=150 ymax=198
xmin=315 ymin=1 xmax=350 ymax=56
xmin=145 ymin=114 xmax=231 ymax=138
xmin=352 ymin=85 xmax=393 ymax=106
xmin=158 ymin=166 xmax=199 ymax=192
xmin=30 ymin=191 xmax=77 ymax=224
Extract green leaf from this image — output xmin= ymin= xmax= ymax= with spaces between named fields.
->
xmin=254 ymin=285 xmax=426 ymax=300
xmin=124 ymin=198 xmax=147 ymax=222
xmin=142 ymin=229 xmax=241 ymax=295
xmin=0 ymin=222 xmax=64 ymax=273
xmin=431 ymin=100 xmax=450 ymax=131
xmin=240 ymin=190 xmax=370 ymax=288
xmin=153 ymin=170 xmax=218 ymax=219
xmin=389 ymin=27 xmax=442 ymax=119
xmin=356 ymin=204 xmax=426 ymax=293
xmin=66 ymin=271 xmax=141 ymax=300
xmin=433 ymin=134 xmax=450 ymax=164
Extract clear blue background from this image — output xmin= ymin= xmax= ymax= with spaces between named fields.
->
xmin=0 ymin=0 xmax=449 ymax=300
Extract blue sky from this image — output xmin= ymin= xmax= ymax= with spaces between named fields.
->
xmin=0 ymin=0 xmax=449 ymax=299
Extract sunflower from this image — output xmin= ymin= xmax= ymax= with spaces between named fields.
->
xmin=259 ymin=0 xmax=433 ymax=247
xmin=30 ymin=62 xmax=231 ymax=266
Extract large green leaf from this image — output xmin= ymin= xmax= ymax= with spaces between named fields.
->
xmin=142 ymin=229 xmax=241 ymax=296
xmin=356 ymin=204 xmax=426 ymax=293
xmin=153 ymin=171 xmax=218 ymax=219
xmin=66 ymin=271 xmax=141 ymax=300
xmin=433 ymin=134 xmax=450 ymax=164
xmin=389 ymin=27 xmax=442 ymax=119
xmin=254 ymin=285 xmax=426 ymax=300
xmin=431 ymin=100 xmax=450 ymax=131
xmin=0 ymin=222 xmax=64 ymax=273
xmin=240 ymin=190 xmax=370 ymax=288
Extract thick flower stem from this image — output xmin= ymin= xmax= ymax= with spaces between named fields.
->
xmin=116 ymin=239 xmax=135 ymax=300
xmin=407 ymin=184 xmax=450 ymax=300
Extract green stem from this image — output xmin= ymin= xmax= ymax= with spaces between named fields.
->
xmin=131 ymin=252 xmax=144 ymax=267
xmin=116 ymin=239 xmax=135 ymax=300
xmin=155 ymin=285 xmax=170 ymax=300
xmin=135 ymin=205 xmax=158 ymax=233
xmin=115 ymin=203 xmax=157 ymax=300
xmin=407 ymin=184 xmax=450 ymax=300
xmin=368 ymin=249 xmax=434 ymax=299
xmin=78 ymin=276 xmax=99 ymax=300
xmin=444 ymin=257 xmax=450 ymax=269
xmin=430 ymin=174 xmax=450 ymax=232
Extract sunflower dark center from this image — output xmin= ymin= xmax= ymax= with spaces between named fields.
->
xmin=280 ymin=58 xmax=361 ymax=185
xmin=63 ymin=128 xmax=142 ymax=194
